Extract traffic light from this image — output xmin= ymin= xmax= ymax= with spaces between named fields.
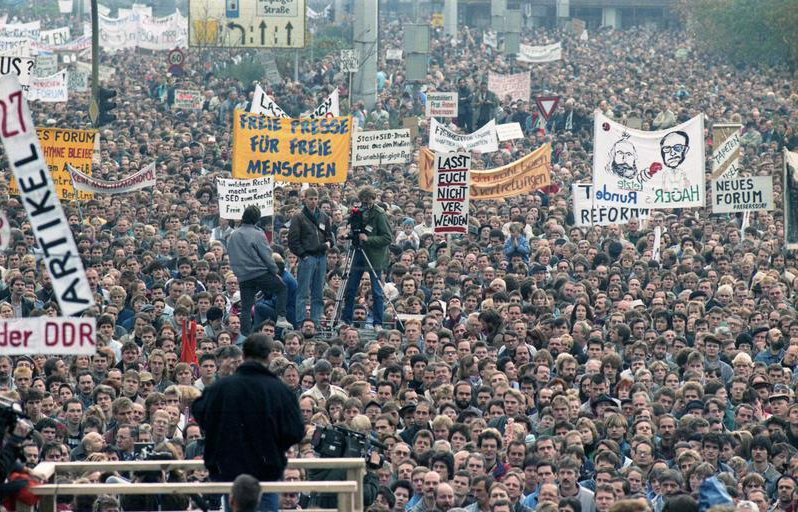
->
xmin=98 ymin=87 xmax=117 ymax=127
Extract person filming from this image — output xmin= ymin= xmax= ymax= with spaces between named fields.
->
xmin=341 ymin=186 xmax=392 ymax=328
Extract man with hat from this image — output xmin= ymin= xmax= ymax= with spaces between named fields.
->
xmin=591 ymin=395 xmax=617 ymax=419
xmin=770 ymin=384 xmax=792 ymax=419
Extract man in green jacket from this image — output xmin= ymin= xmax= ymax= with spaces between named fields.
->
xmin=341 ymin=186 xmax=392 ymax=327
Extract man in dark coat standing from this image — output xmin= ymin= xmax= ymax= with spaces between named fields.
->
xmin=192 ymin=334 xmax=304 ymax=512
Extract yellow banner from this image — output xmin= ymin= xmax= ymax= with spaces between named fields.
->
xmin=10 ymin=128 xmax=96 ymax=201
xmin=419 ymin=144 xmax=551 ymax=199
xmin=232 ymin=109 xmax=351 ymax=184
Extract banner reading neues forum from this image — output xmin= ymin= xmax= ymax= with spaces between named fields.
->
xmin=232 ymin=109 xmax=352 ymax=184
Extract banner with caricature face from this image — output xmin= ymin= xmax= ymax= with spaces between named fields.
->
xmin=592 ymin=111 xmax=705 ymax=210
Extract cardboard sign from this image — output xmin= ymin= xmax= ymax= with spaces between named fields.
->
xmin=174 ymin=89 xmax=203 ymax=110
xmin=0 ymin=317 xmax=96 ymax=355
xmin=572 ymin=183 xmax=649 ymax=227
xmin=433 ymin=152 xmax=470 ymax=234
xmin=352 ymin=128 xmax=412 ymax=167
xmin=340 ymin=49 xmax=359 ymax=73
xmin=425 ymin=92 xmax=458 ymax=118
xmin=68 ymin=163 xmax=155 ymax=195
xmin=217 ymin=176 xmax=274 ymax=219
xmin=0 ymin=56 xmax=35 ymax=86
xmin=232 ymin=109 xmax=352 ymax=184
xmin=496 ymin=123 xmax=524 ymax=141
xmin=488 ymin=72 xmax=530 ymax=103
xmin=10 ymin=127 xmax=96 ymax=200
xmin=710 ymin=124 xmax=742 ymax=180
xmin=429 ymin=118 xmax=498 ymax=154
xmin=712 ymin=176 xmax=774 ymax=214
xmin=0 ymin=76 xmax=95 ymax=315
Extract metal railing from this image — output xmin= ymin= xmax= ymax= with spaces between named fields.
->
xmin=22 ymin=458 xmax=366 ymax=512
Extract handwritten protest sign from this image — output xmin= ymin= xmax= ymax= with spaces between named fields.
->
xmin=0 ymin=76 xmax=95 ymax=315
xmin=33 ymin=53 xmax=57 ymax=77
xmin=0 ymin=56 xmax=35 ymax=86
xmin=425 ymin=92 xmax=458 ymax=118
xmin=710 ymin=124 xmax=742 ymax=180
xmin=10 ymin=127 xmax=96 ymax=200
xmin=434 ymin=152 xmax=470 ymax=234
xmin=0 ymin=317 xmax=96 ymax=355
xmin=496 ymin=123 xmax=524 ymax=141
xmin=67 ymin=163 xmax=155 ymax=195
xmin=67 ymin=69 xmax=89 ymax=92
xmin=232 ymin=109 xmax=352 ymax=184
xmin=487 ymin=72 xmax=530 ymax=103
xmin=27 ymin=69 xmax=68 ymax=102
xmin=572 ymin=183 xmax=649 ymax=226
xmin=0 ymin=38 xmax=33 ymax=57
xmin=712 ymin=176 xmax=774 ymax=214
xmin=420 ymin=144 xmax=551 ymax=199
xmin=352 ymin=129 xmax=412 ymax=166
xmin=429 ymin=118 xmax=498 ymax=154
xmin=217 ymin=176 xmax=274 ymax=219
xmin=174 ymin=89 xmax=203 ymax=110
xmin=0 ymin=21 xmax=41 ymax=42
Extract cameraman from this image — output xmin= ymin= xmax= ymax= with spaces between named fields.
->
xmin=341 ymin=186 xmax=393 ymax=327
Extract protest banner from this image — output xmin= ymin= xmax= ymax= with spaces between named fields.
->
xmin=340 ymin=49 xmax=359 ymax=73
xmin=386 ymin=48 xmax=402 ymax=61
xmin=0 ymin=56 xmax=34 ymax=86
xmin=710 ymin=123 xmax=742 ymax=179
xmin=712 ymin=176 xmax=774 ymax=214
xmin=572 ymin=183 xmax=649 ymax=226
xmin=0 ymin=37 xmax=32 ymax=57
xmin=352 ymin=128 xmax=412 ymax=166
xmin=0 ymin=210 xmax=9 ymax=252
xmin=517 ymin=42 xmax=562 ymax=63
xmin=496 ymin=122 xmax=524 ymax=141
xmin=420 ymin=144 xmax=551 ymax=199
xmin=433 ymin=152 xmax=470 ymax=234
xmin=27 ymin=69 xmax=68 ymax=102
xmin=67 ymin=163 xmax=155 ymax=195
xmin=593 ymin=111 xmax=705 ymax=209
xmin=0 ymin=21 xmax=40 ymax=42
xmin=138 ymin=12 xmax=187 ymax=51
xmin=429 ymin=118 xmax=498 ymax=154
xmin=217 ymin=176 xmax=274 ymax=219
xmin=303 ymin=89 xmax=340 ymax=119
xmin=0 ymin=76 xmax=95 ymax=315
xmin=174 ymin=89 xmax=203 ymax=110
xmin=10 ymin=127 xmax=96 ymax=200
xmin=67 ymin=69 xmax=89 ymax=92
xmin=425 ymin=92 xmax=458 ymax=118
xmin=0 ymin=317 xmax=96 ymax=356
xmin=487 ymin=72 xmax=530 ymax=103
xmin=785 ymin=150 xmax=798 ymax=249
xmin=33 ymin=53 xmax=57 ymax=77
xmin=251 ymin=83 xmax=289 ymax=118
xmin=39 ymin=27 xmax=70 ymax=46
xmin=232 ymin=109 xmax=352 ymax=184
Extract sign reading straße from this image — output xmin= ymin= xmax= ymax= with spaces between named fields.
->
xmin=433 ymin=152 xmax=471 ymax=234
xmin=232 ymin=109 xmax=351 ymax=184
xmin=0 ymin=75 xmax=95 ymax=316
xmin=189 ymin=0 xmax=306 ymax=49
xmin=0 ymin=317 xmax=96 ymax=356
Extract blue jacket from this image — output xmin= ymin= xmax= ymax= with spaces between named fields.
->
xmin=227 ymin=224 xmax=279 ymax=282
xmin=504 ymin=235 xmax=530 ymax=262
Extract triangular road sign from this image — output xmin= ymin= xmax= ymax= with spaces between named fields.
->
xmin=535 ymin=96 xmax=560 ymax=121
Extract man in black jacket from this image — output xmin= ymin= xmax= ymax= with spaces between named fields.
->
xmin=192 ymin=334 xmax=304 ymax=512
xmin=287 ymin=187 xmax=334 ymax=328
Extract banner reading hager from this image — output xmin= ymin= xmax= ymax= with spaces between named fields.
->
xmin=429 ymin=118 xmax=498 ymax=154
xmin=433 ymin=152 xmax=470 ymax=234
xmin=592 ymin=111 xmax=705 ymax=209
xmin=67 ymin=163 xmax=155 ymax=195
xmin=419 ymin=144 xmax=551 ymax=200
xmin=232 ymin=109 xmax=351 ymax=184
xmin=487 ymin=72 xmax=530 ymax=103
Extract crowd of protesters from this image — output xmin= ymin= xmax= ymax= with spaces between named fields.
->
xmin=0 ymin=3 xmax=797 ymax=512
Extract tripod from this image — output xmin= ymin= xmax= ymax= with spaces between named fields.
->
xmin=329 ymin=240 xmax=404 ymax=332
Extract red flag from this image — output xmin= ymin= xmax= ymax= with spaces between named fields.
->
xmin=180 ymin=319 xmax=198 ymax=365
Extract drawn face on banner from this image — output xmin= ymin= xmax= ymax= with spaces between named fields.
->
xmin=660 ymin=131 xmax=690 ymax=169
xmin=607 ymin=134 xmax=639 ymax=179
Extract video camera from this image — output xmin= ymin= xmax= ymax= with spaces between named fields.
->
xmin=0 ymin=397 xmax=29 ymax=437
xmin=311 ymin=424 xmax=385 ymax=466
xmin=347 ymin=207 xmax=367 ymax=245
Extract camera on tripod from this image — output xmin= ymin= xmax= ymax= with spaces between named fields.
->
xmin=347 ymin=207 xmax=367 ymax=245
xmin=311 ymin=424 xmax=385 ymax=467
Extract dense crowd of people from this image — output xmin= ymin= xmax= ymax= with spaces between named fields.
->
xmin=0 ymin=3 xmax=797 ymax=512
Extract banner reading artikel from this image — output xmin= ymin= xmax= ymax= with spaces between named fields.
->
xmin=433 ymin=152 xmax=470 ymax=235
xmin=0 ymin=75 xmax=94 ymax=316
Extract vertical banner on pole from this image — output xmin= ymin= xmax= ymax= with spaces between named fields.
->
xmin=710 ymin=123 xmax=743 ymax=180
xmin=433 ymin=151 xmax=470 ymax=234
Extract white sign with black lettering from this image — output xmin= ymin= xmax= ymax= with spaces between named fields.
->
xmin=0 ymin=75 xmax=94 ymax=315
xmin=340 ymin=49 xmax=359 ymax=72
xmin=572 ymin=183 xmax=649 ymax=227
xmin=39 ymin=27 xmax=71 ymax=46
xmin=425 ymin=92 xmax=458 ymax=118
xmin=0 ymin=317 xmax=96 ymax=355
xmin=0 ymin=56 xmax=35 ymax=86
xmin=352 ymin=128 xmax=412 ymax=166
xmin=712 ymin=176 xmax=774 ymax=214
xmin=433 ymin=152 xmax=471 ymax=235
xmin=33 ymin=53 xmax=57 ymax=77
xmin=496 ymin=122 xmax=524 ymax=141
xmin=217 ymin=176 xmax=274 ymax=219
